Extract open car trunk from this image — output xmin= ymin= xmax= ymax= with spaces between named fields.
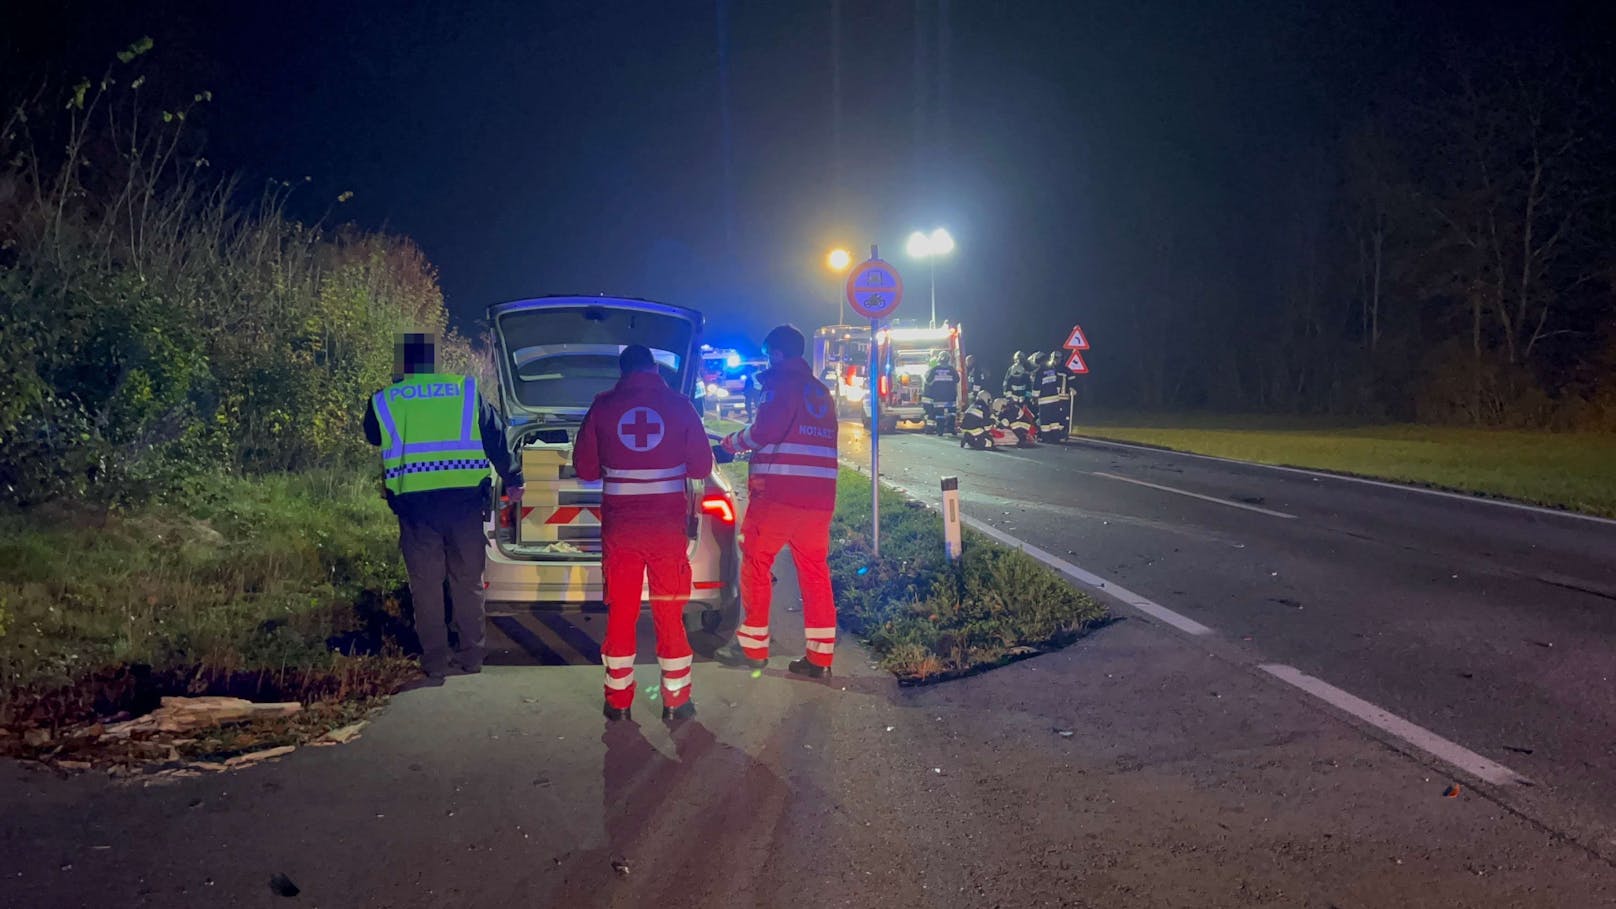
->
xmin=486 ymin=296 xmax=703 ymax=562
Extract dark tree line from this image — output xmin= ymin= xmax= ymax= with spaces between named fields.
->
xmin=1096 ymin=36 xmax=1616 ymax=429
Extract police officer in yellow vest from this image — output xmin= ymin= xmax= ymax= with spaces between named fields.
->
xmin=364 ymin=333 xmax=524 ymax=678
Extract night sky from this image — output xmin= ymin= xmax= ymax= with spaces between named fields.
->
xmin=7 ymin=0 xmax=1605 ymax=392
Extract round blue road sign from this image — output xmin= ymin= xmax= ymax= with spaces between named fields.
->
xmin=845 ymin=258 xmax=905 ymax=320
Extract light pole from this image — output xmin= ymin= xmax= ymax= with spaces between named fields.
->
xmin=905 ymin=227 xmax=954 ymax=327
xmin=826 ymin=247 xmax=852 ymax=324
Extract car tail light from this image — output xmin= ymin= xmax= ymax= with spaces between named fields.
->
xmin=899 ymin=373 xmax=911 ymax=386
xmin=693 ymin=581 xmax=723 ymax=590
xmin=700 ymin=493 xmax=736 ymax=525
xmin=498 ymin=494 xmax=514 ymax=528
xmin=879 ymin=375 xmax=891 ymax=397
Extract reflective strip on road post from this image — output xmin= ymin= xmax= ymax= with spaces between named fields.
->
xmin=941 ymin=476 xmax=962 ymax=561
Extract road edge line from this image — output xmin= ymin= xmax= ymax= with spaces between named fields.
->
xmin=846 ymin=458 xmax=1215 ymax=637
xmin=1258 ymin=662 xmax=1531 ymax=786
xmin=957 ymin=514 xmax=1214 ymax=636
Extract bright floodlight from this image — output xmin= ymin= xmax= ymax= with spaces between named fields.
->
xmin=906 ymin=231 xmax=932 ymax=259
xmin=827 ymin=248 xmax=852 ymax=271
xmin=725 ymin=353 xmax=741 ymax=368
xmin=929 ymin=227 xmax=955 ymax=256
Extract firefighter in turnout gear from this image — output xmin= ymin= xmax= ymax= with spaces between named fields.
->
xmin=572 ymin=345 xmax=715 ymax=722
xmin=1002 ymin=351 xmax=1032 ymax=406
xmin=959 ymin=390 xmax=996 ymax=449
xmin=1023 ymin=352 xmax=1045 ymax=412
xmin=713 ymin=324 xmax=839 ymax=678
xmin=921 ymin=353 xmax=960 ymax=435
xmin=1035 ymin=351 xmax=1070 ymax=442
xmin=964 ymin=354 xmax=989 ymax=401
xmin=364 ymin=333 xmax=525 ymax=678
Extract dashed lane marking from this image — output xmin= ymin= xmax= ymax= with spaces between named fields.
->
xmin=1092 ymin=471 xmax=1297 ymax=519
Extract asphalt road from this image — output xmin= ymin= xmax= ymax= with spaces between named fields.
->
xmin=843 ymin=421 xmax=1616 ymax=859
xmin=6 ymin=426 xmax=1616 ymax=907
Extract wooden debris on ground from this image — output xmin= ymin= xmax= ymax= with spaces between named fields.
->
xmin=100 ymin=697 xmax=302 ymax=738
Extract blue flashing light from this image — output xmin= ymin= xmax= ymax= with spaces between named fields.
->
xmin=857 ymin=566 xmax=870 ymax=575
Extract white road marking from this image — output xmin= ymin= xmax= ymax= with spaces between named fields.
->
xmin=1259 ymin=663 xmax=1531 ymax=786
xmin=1092 ymin=471 xmax=1297 ymax=519
xmin=850 ymin=460 xmax=1213 ymax=636
xmin=859 ymin=458 xmax=1539 ymax=789
xmin=952 ymin=511 xmax=1216 ymax=637
xmin=1076 ymin=435 xmax=1616 ymax=527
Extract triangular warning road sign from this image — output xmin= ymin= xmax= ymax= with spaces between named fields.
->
xmin=1063 ymin=324 xmax=1090 ymax=374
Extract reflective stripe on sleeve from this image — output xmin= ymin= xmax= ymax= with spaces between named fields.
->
xmin=769 ymin=442 xmax=838 ymax=458
xmin=752 ymin=464 xmax=838 ymax=479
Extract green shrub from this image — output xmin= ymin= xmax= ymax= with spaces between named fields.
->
xmin=829 ymin=469 xmax=1106 ymax=681
xmin=0 ymin=46 xmax=482 ymax=507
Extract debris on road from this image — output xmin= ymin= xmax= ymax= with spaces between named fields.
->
xmin=102 ymin=697 xmax=302 ymax=739
xmin=269 ymin=873 xmax=301 ymax=897
xmin=223 ymin=745 xmax=296 ymax=769
xmin=311 ymin=721 xmax=366 ymax=746
xmin=612 ymin=859 xmax=631 ymax=876
xmin=1443 ymin=784 xmax=1462 ymax=798
xmin=1053 ymin=729 xmax=1074 ymax=738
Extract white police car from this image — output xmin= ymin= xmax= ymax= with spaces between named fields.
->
xmin=482 ymin=296 xmax=739 ymax=631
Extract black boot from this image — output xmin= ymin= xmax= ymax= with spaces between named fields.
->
xmin=713 ymin=639 xmax=767 ymax=669
xmin=662 ymin=701 xmax=697 ymax=721
xmin=787 ymin=658 xmax=829 ymax=679
xmin=603 ymin=702 xmax=632 ymax=721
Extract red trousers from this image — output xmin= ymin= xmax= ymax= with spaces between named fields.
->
xmin=738 ymin=498 xmax=837 ymax=668
xmin=601 ymin=520 xmax=693 ymax=710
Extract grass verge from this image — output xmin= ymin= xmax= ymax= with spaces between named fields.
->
xmin=0 ymin=469 xmax=419 ymax=739
xmin=703 ymin=414 xmax=746 ymax=436
xmin=1077 ymin=417 xmax=1616 ymax=518
xmin=828 ymin=468 xmax=1108 ymax=683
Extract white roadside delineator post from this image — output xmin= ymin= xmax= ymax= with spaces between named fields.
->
xmin=941 ymin=476 xmax=962 ymax=561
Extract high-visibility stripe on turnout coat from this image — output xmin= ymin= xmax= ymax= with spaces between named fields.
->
xmin=373 ymin=374 xmax=491 ymax=495
xmin=720 ymin=357 xmax=839 ymax=667
xmin=573 ymin=370 xmax=714 ymax=710
xmin=1035 ymin=366 xmax=1068 ymax=439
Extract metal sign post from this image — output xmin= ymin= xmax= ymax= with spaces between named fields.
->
xmin=845 ymin=245 xmax=905 ymax=558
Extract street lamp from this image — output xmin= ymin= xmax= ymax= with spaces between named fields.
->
xmin=826 ymin=247 xmax=852 ymax=324
xmin=905 ymin=227 xmax=954 ymax=327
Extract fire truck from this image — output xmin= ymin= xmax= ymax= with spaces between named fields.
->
xmin=812 ymin=322 xmax=965 ymax=433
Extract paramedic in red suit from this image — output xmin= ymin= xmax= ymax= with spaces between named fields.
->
xmin=572 ymin=344 xmax=714 ymax=721
xmin=712 ymin=324 xmax=840 ymax=678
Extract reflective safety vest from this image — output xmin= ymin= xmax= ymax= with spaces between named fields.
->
xmin=373 ymin=373 xmax=490 ymax=495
